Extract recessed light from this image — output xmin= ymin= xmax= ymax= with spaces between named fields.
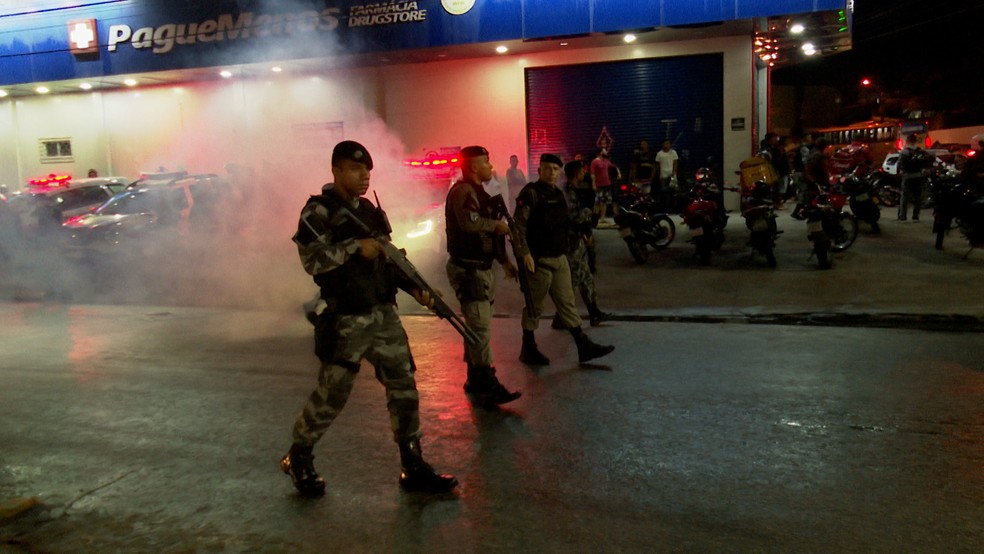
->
xmin=36 ymin=86 xmax=50 ymax=94
xmin=123 ymin=78 xmax=137 ymax=86
xmin=219 ymin=70 xmax=233 ymax=78
xmin=560 ymin=42 xmax=569 ymax=46
xmin=623 ymin=34 xmax=637 ymax=43
xmin=271 ymin=66 xmax=283 ymax=73
xmin=790 ymin=23 xmax=805 ymax=34
xmin=79 ymin=82 xmax=92 ymax=90
xmin=495 ymin=45 xmax=508 ymax=54
xmin=0 ymin=90 xmax=8 ymax=98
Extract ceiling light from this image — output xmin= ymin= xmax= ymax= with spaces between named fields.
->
xmin=123 ymin=78 xmax=137 ymax=86
xmin=0 ymin=90 xmax=8 ymax=98
xmin=219 ymin=70 xmax=233 ymax=78
xmin=790 ymin=23 xmax=805 ymax=34
xmin=79 ymin=82 xmax=92 ymax=90
xmin=271 ymin=66 xmax=283 ymax=73
xmin=495 ymin=45 xmax=508 ymax=54
xmin=36 ymin=86 xmax=50 ymax=94
xmin=801 ymin=42 xmax=816 ymax=56
xmin=623 ymin=34 xmax=637 ymax=43
xmin=560 ymin=42 xmax=569 ymax=46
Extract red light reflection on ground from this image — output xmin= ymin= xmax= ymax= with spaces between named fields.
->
xmin=67 ymin=306 xmax=111 ymax=381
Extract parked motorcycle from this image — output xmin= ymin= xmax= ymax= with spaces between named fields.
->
xmin=682 ymin=168 xmax=729 ymax=265
xmin=740 ymin=180 xmax=780 ymax=267
xmin=801 ymin=187 xmax=858 ymax=269
xmin=869 ymin=170 xmax=901 ymax=208
xmin=929 ymin=169 xmax=984 ymax=253
xmin=613 ymin=182 xmax=676 ymax=263
xmin=838 ymin=168 xmax=881 ymax=233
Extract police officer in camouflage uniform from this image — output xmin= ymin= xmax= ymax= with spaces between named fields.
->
xmin=445 ymin=146 xmax=523 ymax=407
xmin=552 ymin=161 xmax=610 ymax=328
xmin=281 ymin=140 xmax=457 ymax=496
xmin=513 ymin=153 xmax=615 ymax=366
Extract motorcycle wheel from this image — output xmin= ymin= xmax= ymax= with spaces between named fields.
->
xmin=625 ymin=238 xmax=647 ymax=264
xmin=829 ymin=213 xmax=858 ymax=252
xmin=651 ymin=215 xmax=676 ymax=250
xmin=877 ymin=187 xmax=899 ymax=208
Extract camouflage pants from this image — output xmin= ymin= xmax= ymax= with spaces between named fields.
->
xmin=292 ymin=304 xmax=421 ymax=447
xmin=445 ymin=260 xmax=496 ymax=368
xmin=523 ymin=255 xmax=580 ymax=331
xmin=567 ymin=240 xmax=596 ymax=307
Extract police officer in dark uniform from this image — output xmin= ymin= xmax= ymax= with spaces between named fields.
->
xmin=513 ymin=153 xmax=615 ymax=366
xmin=445 ymin=145 xmax=522 ymax=407
xmin=281 ymin=140 xmax=457 ymax=496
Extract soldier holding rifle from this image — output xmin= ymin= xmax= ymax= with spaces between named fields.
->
xmin=444 ymin=145 xmax=523 ymax=408
xmin=281 ymin=140 xmax=457 ymax=496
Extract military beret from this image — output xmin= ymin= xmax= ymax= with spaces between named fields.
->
xmin=459 ymin=145 xmax=489 ymax=159
xmin=331 ymin=140 xmax=373 ymax=170
xmin=540 ymin=153 xmax=563 ymax=167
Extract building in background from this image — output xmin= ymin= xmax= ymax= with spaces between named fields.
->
xmin=0 ymin=1 xmax=851 ymax=211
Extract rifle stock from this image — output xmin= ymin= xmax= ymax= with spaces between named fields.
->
xmin=335 ymin=204 xmax=480 ymax=346
xmin=489 ymin=194 xmax=536 ymax=319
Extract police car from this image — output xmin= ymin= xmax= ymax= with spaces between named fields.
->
xmin=4 ymin=174 xmax=131 ymax=234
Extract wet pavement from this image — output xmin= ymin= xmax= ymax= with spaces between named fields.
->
xmin=2 ymin=207 xmax=984 ymax=552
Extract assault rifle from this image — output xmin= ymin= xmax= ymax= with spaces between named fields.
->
xmin=488 ymin=194 xmax=536 ymax=319
xmin=332 ymin=203 xmax=480 ymax=346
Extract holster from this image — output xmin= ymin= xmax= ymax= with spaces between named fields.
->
xmin=313 ymin=308 xmax=339 ymax=363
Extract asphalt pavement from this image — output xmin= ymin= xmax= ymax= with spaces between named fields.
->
xmin=2 ymin=206 xmax=984 ymax=552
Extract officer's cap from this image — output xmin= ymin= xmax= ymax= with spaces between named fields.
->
xmin=459 ymin=145 xmax=489 ymax=159
xmin=331 ymin=140 xmax=373 ymax=170
xmin=540 ymin=153 xmax=563 ymax=167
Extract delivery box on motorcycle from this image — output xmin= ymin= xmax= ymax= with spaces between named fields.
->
xmin=739 ymin=156 xmax=778 ymax=196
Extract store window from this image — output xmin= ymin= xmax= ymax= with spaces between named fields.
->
xmin=39 ymin=138 xmax=73 ymax=163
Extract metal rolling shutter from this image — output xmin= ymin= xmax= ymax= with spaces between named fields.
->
xmin=525 ymin=53 xmax=723 ymax=182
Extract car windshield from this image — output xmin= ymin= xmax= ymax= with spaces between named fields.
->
xmin=97 ymin=190 xmax=162 ymax=215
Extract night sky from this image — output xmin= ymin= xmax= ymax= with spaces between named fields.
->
xmin=771 ymin=0 xmax=983 ymax=123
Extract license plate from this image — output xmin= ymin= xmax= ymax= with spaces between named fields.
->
xmin=689 ymin=226 xmax=704 ymax=237
xmin=807 ymin=221 xmax=822 ymax=233
xmin=618 ymin=227 xmax=633 ymax=238
xmin=855 ymin=193 xmax=869 ymax=201
xmin=751 ymin=219 xmax=769 ymax=232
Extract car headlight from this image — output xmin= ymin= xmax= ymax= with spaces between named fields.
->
xmin=406 ymin=219 xmax=434 ymax=239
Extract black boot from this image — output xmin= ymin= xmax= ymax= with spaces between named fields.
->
xmin=587 ymin=303 xmax=609 ymax=327
xmin=569 ymin=326 xmax=614 ymax=363
xmin=464 ymin=365 xmax=522 ymax=407
xmin=398 ymin=439 xmax=458 ymax=493
xmin=520 ymin=330 xmax=550 ymax=366
xmin=281 ymin=444 xmax=326 ymax=497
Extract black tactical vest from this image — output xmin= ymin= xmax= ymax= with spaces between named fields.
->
xmin=305 ymin=192 xmax=397 ymax=314
xmin=523 ymin=181 xmax=569 ymax=258
xmin=445 ymin=181 xmax=498 ymax=263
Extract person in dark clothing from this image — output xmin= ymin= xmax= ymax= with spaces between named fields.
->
xmin=444 ymin=145 xmax=522 ymax=408
xmin=512 ymin=153 xmax=614 ymax=366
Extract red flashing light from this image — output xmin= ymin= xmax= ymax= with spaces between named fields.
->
xmin=28 ymin=173 xmax=72 ymax=187
xmin=860 ymin=78 xmax=871 ymax=86
xmin=404 ymin=155 xmax=460 ymax=168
